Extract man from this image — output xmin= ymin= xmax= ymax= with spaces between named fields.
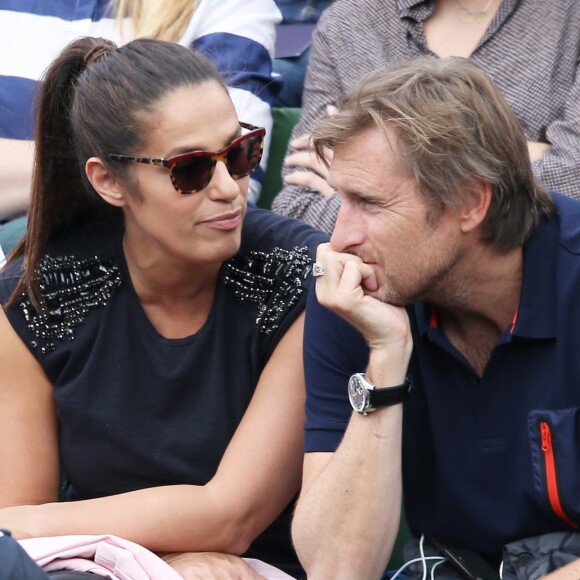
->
xmin=292 ymin=57 xmax=580 ymax=579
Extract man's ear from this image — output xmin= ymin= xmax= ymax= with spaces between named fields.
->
xmin=459 ymin=182 xmax=492 ymax=233
xmin=85 ymin=157 xmax=126 ymax=208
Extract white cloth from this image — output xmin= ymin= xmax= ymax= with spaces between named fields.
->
xmin=0 ymin=243 xmax=5 ymax=268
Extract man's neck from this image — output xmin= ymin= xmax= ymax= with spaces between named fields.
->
xmin=430 ymin=244 xmax=523 ymax=375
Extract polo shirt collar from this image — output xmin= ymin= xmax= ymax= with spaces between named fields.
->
xmin=415 ymin=211 xmax=558 ymax=340
xmin=512 ymin=212 xmax=557 ymax=339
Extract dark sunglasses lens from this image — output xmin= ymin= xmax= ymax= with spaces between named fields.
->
xmin=226 ymin=143 xmax=251 ymax=177
xmin=172 ymin=156 xmax=214 ymax=193
xmin=227 ymin=136 xmax=263 ymax=177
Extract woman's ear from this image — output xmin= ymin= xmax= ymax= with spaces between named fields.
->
xmin=85 ymin=157 xmax=126 ymax=208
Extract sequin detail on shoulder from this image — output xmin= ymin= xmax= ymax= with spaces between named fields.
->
xmin=20 ymin=255 xmax=124 ymax=354
xmin=224 ymin=246 xmax=313 ymax=334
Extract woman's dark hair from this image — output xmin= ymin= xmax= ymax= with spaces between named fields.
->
xmin=7 ymin=36 xmax=225 ymax=308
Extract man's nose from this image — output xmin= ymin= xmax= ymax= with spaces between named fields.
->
xmin=330 ymin=202 xmax=365 ymax=252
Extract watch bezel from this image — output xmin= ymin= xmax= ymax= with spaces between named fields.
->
xmin=348 ymin=373 xmax=371 ymax=413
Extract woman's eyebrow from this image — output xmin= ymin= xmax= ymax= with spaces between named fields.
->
xmin=168 ymin=126 xmax=243 ymax=157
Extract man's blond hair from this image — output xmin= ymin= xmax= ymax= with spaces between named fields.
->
xmin=313 ymin=56 xmax=553 ymax=250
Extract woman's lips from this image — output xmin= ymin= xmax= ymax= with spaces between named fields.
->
xmin=200 ymin=208 xmax=243 ymax=230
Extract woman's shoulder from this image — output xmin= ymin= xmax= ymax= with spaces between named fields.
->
xmin=240 ymin=208 xmax=329 ymax=258
xmin=222 ymin=209 xmax=328 ymax=337
xmin=0 ymin=218 xmax=124 ymax=354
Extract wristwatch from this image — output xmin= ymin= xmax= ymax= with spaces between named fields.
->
xmin=348 ymin=373 xmax=412 ymax=415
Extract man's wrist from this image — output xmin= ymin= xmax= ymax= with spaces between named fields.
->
xmin=366 ymin=345 xmax=411 ymax=387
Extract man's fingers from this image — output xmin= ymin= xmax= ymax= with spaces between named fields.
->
xmin=314 ymin=246 xmax=366 ymax=311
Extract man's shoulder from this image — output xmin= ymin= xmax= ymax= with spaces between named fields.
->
xmin=551 ymin=192 xmax=580 ymax=254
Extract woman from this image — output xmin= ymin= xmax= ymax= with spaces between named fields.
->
xmin=0 ymin=36 xmax=325 ymax=578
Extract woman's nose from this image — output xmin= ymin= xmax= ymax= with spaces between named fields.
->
xmin=207 ymin=160 xmax=242 ymax=200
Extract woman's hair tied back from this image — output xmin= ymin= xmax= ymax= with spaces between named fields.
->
xmin=83 ymin=39 xmax=118 ymax=68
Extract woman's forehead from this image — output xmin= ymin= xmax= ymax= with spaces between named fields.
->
xmin=143 ymin=81 xmax=239 ymax=152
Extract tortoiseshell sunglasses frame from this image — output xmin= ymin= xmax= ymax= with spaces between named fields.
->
xmin=108 ymin=122 xmax=265 ymax=194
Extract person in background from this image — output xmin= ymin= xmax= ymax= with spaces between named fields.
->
xmin=271 ymin=0 xmax=334 ymax=108
xmin=0 ymin=1 xmax=117 ymax=222
xmin=0 ymin=0 xmax=279 ymax=228
xmin=271 ymin=0 xmax=580 ymax=233
xmin=0 ymin=36 xmax=326 ymax=578
xmin=292 ymin=56 xmax=580 ymax=579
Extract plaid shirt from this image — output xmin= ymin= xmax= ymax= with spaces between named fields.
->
xmin=272 ymin=0 xmax=580 ymax=233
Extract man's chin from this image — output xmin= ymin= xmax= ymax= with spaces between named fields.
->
xmin=365 ymin=287 xmax=407 ymax=307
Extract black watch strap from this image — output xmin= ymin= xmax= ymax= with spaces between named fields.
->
xmin=369 ymin=377 xmax=412 ymax=408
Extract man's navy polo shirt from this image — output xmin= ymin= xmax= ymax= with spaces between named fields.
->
xmin=304 ymin=192 xmax=580 ymax=566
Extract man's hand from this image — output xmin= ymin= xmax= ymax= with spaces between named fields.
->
xmin=314 ymin=243 xmax=412 ymax=354
xmin=162 ymin=552 xmax=266 ymax=580
xmin=283 ymin=105 xmax=337 ymax=198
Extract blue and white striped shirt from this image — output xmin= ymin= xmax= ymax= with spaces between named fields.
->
xmin=0 ymin=0 xmax=281 ymax=202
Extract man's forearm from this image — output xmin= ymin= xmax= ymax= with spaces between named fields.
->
xmin=293 ymin=346 xmax=408 ymax=579
xmin=293 ymin=405 xmax=403 ymax=580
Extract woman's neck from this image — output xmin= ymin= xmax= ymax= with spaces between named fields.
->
xmin=424 ymin=0 xmax=502 ymax=58
xmin=122 ymin=236 xmax=222 ymax=339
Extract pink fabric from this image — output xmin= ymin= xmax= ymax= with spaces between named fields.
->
xmin=19 ymin=535 xmax=296 ymax=579
xmin=243 ymin=558 xmax=296 ymax=579
xmin=20 ymin=535 xmax=181 ymax=579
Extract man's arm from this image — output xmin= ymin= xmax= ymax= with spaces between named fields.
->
xmin=293 ymin=361 xmax=406 ymax=579
xmin=292 ymin=244 xmax=412 ymax=579
xmin=0 ymin=138 xmax=33 ymax=221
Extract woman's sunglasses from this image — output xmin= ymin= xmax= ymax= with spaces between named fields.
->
xmin=108 ymin=122 xmax=265 ymax=194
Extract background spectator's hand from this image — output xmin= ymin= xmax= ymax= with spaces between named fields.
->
xmin=162 ymin=551 xmax=266 ymax=580
xmin=283 ymin=105 xmax=338 ymax=198
xmin=527 ymin=140 xmax=551 ymax=162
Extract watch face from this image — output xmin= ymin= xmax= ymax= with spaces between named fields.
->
xmin=348 ymin=374 xmax=368 ymax=412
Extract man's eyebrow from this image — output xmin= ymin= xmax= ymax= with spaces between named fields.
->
xmin=342 ymin=187 xmax=384 ymax=204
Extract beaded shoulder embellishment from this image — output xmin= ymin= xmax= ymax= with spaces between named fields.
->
xmin=20 ymin=255 xmax=124 ymax=354
xmin=224 ymin=246 xmax=313 ymax=334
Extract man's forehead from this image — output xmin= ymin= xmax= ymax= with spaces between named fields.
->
xmin=330 ymin=126 xmax=408 ymax=190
